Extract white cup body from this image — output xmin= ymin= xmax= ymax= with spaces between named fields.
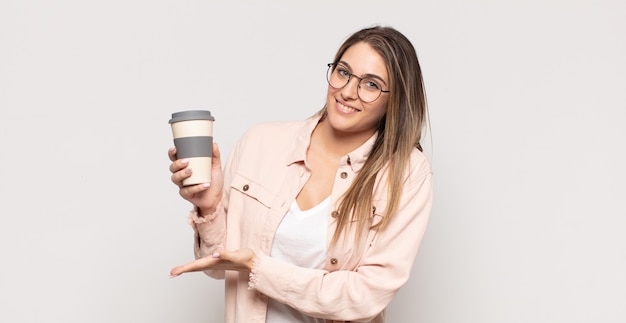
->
xmin=169 ymin=111 xmax=215 ymax=186
xmin=183 ymin=157 xmax=212 ymax=186
xmin=171 ymin=120 xmax=214 ymax=138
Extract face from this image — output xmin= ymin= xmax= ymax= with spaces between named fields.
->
xmin=325 ymin=42 xmax=389 ymax=137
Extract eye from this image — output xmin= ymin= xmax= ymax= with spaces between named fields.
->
xmin=362 ymin=78 xmax=382 ymax=91
xmin=336 ymin=67 xmax=350 ymax=78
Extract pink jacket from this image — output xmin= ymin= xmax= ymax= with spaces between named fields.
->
xmin=188 ymin=116 xmax=433 ymax=322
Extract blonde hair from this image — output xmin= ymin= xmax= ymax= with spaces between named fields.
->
xmin=320 ymin=26 xmax=428 ymax=244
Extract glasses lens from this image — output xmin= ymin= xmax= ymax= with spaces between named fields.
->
xmin=326 ymin=63 xmax=382 ymax=103
xmin=358 ymin=82 xmax=379 ymax=103
xmin=327 ymin=64 xmax=347 ymax=89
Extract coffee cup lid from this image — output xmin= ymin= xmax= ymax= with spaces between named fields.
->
xmin=169 ymin=110 xmax=215 ymax=123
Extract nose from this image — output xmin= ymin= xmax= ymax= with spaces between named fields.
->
xmin=340 ymin=76 xmax=360 ymax=100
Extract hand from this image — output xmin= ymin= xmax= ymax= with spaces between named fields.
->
xmin=168 ymin=143 xmax=224 ymax=214
xmin=169 ymin=248 xmax=256 ymax=277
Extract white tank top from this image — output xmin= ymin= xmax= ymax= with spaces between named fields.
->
xmin=265 ymin=197 xmax=330 ymax=323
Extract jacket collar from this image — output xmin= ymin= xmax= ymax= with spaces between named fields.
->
xmin=286 ymin=115 xmax=378 ymax=173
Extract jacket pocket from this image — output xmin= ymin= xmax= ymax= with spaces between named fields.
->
xmin=230 ymin=171 xmax=275 ymax=209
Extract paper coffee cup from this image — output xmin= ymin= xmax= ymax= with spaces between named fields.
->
xmin=169 ymin=110 xmax=215 ymax=186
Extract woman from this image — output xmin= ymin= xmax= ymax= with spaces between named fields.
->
xmin=168 ymin=25 xmax=433 ymax=323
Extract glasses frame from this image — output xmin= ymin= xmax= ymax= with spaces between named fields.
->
xmin=326 ymin=63 xmax=390 ymax=103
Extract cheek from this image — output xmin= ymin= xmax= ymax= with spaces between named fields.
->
xmin=369 ymin=101 xmax=388 ymax=121
xmin=326 ymin=86 xmax=339 ymax=100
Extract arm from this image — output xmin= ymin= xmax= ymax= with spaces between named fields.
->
xmin=186 ymin=138 xmax=243 ymax=279
xmin=169 ymin=142 xmax=232 ymax=279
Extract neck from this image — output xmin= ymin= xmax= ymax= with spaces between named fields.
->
xmin=311 ymin=118 xmax=376 ymax=159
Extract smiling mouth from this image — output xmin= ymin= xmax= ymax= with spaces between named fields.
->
xmin=337 ymin=99 xmax=361 ymax=113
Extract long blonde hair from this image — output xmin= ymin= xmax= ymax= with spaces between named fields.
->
xmin=320 ymin=26 xmax=428 ymax=244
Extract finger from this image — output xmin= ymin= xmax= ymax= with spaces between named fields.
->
xmin=170 ymin=162 xmax=192 ymax=187
xmin=169 ymin=255 xmax=219 ymax=277
xmin=178 ymin=182 xmax=210 ymax=199
xmin=168 ymin=147 xmax=177 ymax=162
xmin=169 ymin=158 xmax=190 ymax=174
xmin=170 ymin=171 xmax=188 ymax=188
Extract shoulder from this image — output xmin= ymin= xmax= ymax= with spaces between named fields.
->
xmin=242 ymin=120 xmax=306 ymax=139
xmin=373 ymin=147 xmax=432 ymax=196
xmin=407 ymin=147 xmax=433 ymax=181
xmin=232 ymin=118 xmax=311 ymax=156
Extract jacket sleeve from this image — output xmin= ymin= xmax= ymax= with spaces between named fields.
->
xmin=249 ymin=162 xmax=433 ymax=321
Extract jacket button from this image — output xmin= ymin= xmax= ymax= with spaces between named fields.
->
xmin=331 ymin=211 xmax=339 ymax=218
xmin=243 ymin=184 xmax=249 ymax=191
xmin=330 ymin=258 xmax=338 ymax=265
xmin=340 ymin=172 xmax=348 ymax=179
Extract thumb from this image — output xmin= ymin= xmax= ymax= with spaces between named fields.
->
xmin=212 ymin=143 xmax=222 ymax=167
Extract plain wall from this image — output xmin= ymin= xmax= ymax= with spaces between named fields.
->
xmin=1 ymin=0 xmax=625 ymax=322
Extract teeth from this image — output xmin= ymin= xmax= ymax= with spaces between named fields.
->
xmin=338 ymin=102 xmax=359 ymax=113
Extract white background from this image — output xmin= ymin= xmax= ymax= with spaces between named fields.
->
xmin=1 ymin=0 xmax=625 ymax=322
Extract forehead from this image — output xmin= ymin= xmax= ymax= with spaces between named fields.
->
xmin=340 ymin=42 xmax=388 ymax=80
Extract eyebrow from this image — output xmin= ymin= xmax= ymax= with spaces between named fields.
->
xmin=338 ymin=60 xmax=389 ymax=86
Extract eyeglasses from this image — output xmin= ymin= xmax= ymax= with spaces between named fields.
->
xmin=326 ymin=63 xmax=390 ymax=103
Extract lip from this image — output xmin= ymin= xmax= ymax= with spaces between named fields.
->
xmin=335 ymin=98 xmax=362 ymax=114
